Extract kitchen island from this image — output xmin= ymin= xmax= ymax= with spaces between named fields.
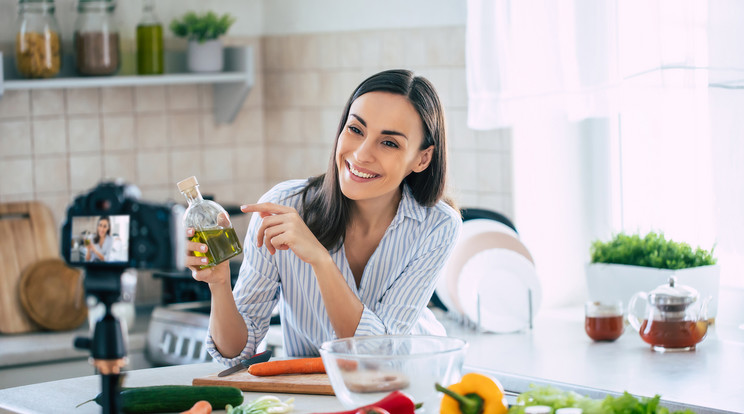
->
xmin=0 ymin=302 xmax=742 ymax=414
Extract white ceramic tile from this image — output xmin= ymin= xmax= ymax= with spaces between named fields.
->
xmin=403 ymin=30 xmax=428 ymax=68
xmin=295 ymin=35 xmax=320 ymax=69
xmin=201 ymin=147 xmax=234 ymax=182
xmin=169 ymin=149 xmax=203 ymax=185
xmin=68 ymin=153 xmax=103 ymax=192
xmin=167 ymin=85 xmax=199 ymax=110
xmin=306 ymin=146 xmax=331 ymax=177
xmin=0 ymin=90 xmax=30 ymax=119
xmin=296 ymin=72 xmax=321 ymax=107
xmin=206 ymin=182 xmax=236 ymax=205
xmin=101 ymin=87 xmax=134 ymax=114
xmin=0 ymin=193 xmax=35 ymax=202
xmin=103 ymin=151 xmax=136 ymax=183
xmin=168 ymin=113 xmax=201 ymax=147
xmin=102 ymin=115 xmax=135 ymax=151
xmin=34 ymin=191 xmax=72 ymax=227
xmin=136 ymin=150 xmax=170 ymax=185
xmin=32 ymin=117 xmax=67 ymax=155
xmin=135 ymin=114 xmax=168 ymax=149
xmin=235 ymin=144 xmax=265 ymax=181
xmin=262 ymin=36 xmax=282 ymax=71
xmin=201 ymin=113 xmax=237 ymax=145
xmin=265 ymin=109 xmax=303 ymax=145
xmin=233 ymin=108 xmax=264 ymax=144
xmin=448 ymin=69 xmax=468 ymax=108
xmin=337 ymin=32 xmax=363 ymax=69
xmin=243 ymin=72 xmax=264 ymax=109
xmin=475 ymin=129 xmax=506 ymax=151
xmin=31 ymin=90 xmax=65 ymax=116
xmin=379 ymin=31 xmax=405 ymax=66
xmin=134 ymin=86 xmax=166 ymax=113
xmin=357 ymin=35 xmax=383 ymax=69
xmin=315 ymin=33 xmax=340 ymax=70
xmin=476 ymin=151 xmax=506 ymax=192
xmin=0 ymin=119 xmax=31 ymax=157
xmin=198 ymin=84 xmax=214 ymax=110
xmin=68 ymin=116 xmax=101 ymax=153
xmin=320 ymin=108 xmax=343 ymax=145
xmin=446 ymin=109 xmax=477 ymax=151
xmin=301 ymin=109 xmax=324 ymax=144
xmin=282 ymin=35 xmax=304 ymax=71
xmin=138 ymin=185 xmax=173 ymax=203
xmin=34 ymin=156 xmax=69 ymax=193
xmin=66 ymin=88 xmax=100 ymax=115
xmin=266 ymin=144 xmax=306 ymax=182
xmin=449 ymin=149 xmax=478 ymax=192
xmin=0 ymin=158 xmax=33 ymax=196
xmin=453 ymin=190 xmax=479 ymax=209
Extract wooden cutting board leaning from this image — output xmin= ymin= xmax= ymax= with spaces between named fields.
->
xmin=192 ymin=372 xmax=334 ymax=395
xmin=0 ymin=201 xmax=60 ymax=333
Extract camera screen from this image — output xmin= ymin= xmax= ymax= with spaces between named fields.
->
xmin=70 ymin=215 xmax=130 ymax=264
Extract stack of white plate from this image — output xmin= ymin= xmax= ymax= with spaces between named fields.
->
xmin=435 ymin=218 xmax=541 ymax=333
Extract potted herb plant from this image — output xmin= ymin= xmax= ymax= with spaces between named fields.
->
xmin=586 ymin=231 xmax=720 ymax=320
xmin=170 ymin=11 xmax=236 ymax=72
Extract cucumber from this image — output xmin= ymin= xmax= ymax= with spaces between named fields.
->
xmin=91 ymin=385 xmax=244 ymax=414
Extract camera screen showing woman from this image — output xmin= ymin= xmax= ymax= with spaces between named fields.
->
xmin=86 ymin=216 xmax=113 ymax=262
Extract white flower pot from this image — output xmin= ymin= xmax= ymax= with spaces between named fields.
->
xmin=187 ymin=39 xmax=224 ymax=73
xmin=585 ymin=263 xmax=721 ymax=320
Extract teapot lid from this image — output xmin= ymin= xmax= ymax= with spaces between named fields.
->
xmin=648 ymin=276 xmax=698 ymax=307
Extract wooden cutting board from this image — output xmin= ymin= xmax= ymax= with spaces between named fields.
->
xmin=0 ymin=201 xmax=60 ymax=334
xmin=193 ymin=372 xmax=335 ymax=395
xmin=19 ymin=258 xmax=86 ymax=331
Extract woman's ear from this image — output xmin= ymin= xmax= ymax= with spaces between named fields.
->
xmin=412 ymin=145 xmax=434 ymax=173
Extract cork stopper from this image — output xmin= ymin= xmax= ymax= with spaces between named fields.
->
xmin=176 ymin=176 xmax=199 ymax=193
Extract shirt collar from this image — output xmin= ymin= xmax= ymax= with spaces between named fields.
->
xmin=391 ymin=184 xmax=426 ymax=226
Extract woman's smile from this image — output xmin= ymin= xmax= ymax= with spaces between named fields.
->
xmin=345 ymin=160 xmax=380 ymax=181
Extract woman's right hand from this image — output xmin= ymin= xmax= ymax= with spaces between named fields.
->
xmin=186 ymin=227 xmax=231 ymax=285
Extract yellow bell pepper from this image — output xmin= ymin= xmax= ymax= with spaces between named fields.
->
xmin=437 ymin=372 xmax=509 ymax=414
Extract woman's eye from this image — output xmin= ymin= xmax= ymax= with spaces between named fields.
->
xmin=348 ymin=126 xmax=362 ymax=135
xmin=382 ymin=140 xmax=399 ymax=148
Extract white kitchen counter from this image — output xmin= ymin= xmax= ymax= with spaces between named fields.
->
xmin=0 ymin=305 xmax=742 ymax=413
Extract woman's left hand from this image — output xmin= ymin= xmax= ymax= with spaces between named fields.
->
xmin=241 ymin=202 xmax=328 ymax=265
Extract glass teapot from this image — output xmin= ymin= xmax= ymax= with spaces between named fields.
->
xmin=628 ymin=276 xmax=710 ymax=352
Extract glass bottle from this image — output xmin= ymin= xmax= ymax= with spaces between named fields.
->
xmin=74 ymin=0 xmax=120 ymax=76
xmin=136 ymin=0 xmax=163 ymax=75
xmin=177 ymin=176 xmax=242 ymax=269
xmin=15 ymin=0 xmax=62 ymax=78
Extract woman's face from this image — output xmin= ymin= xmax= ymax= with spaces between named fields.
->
xmin=336 ymin=91 xmax=433 ymax=204
xmin=97 ymin=219 xmax=109 ymax=238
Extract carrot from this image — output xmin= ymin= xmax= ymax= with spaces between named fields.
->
xmin=179 ymin=400 xmax=212 ymax=414
xmin=248 ymin=357 xmax=326 ymax=376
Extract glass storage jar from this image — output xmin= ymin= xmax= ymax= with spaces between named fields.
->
xmin=74 ymin=0 xmax=120 ymax=75
xmin=15 ymin=0 xmax=62 ymax=78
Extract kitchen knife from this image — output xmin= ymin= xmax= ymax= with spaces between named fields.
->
xmin=217 ymin=350 xmax=273 ymax=377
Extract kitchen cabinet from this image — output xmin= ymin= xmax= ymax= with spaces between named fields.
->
xmin=0 ymin=46 xmax=254 ymax=124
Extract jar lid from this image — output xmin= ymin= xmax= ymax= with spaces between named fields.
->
xmin=177 ymin=176 xmax=199 ymax=192
xmin=648 ymin=275 xmax=699 ymax=307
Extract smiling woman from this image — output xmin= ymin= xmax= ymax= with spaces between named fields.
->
xmin=184 ymin=69 xmax=462 ymax=365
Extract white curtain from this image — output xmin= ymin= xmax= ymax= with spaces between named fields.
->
xmin=466 ymin=0 xmax=717 ymax=308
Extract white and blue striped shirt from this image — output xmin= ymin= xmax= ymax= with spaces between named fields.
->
xmin=206 ymin=179 xmax=461 ymax=364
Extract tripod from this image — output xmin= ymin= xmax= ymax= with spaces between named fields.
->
xmin=74 ymin=266 xmax=130 ymax=414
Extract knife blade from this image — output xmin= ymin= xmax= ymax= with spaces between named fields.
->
xmin=217 ymin=350 xmax=273 ymax=377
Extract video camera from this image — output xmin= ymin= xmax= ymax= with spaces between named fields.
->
xmin=61 ymin=180 xmax=185 ymax=271
xmin=60 ymin=180 xmax=185 ymax=414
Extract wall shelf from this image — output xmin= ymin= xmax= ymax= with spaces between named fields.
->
xmin=0 ymin=46 xmax=254 ymax=124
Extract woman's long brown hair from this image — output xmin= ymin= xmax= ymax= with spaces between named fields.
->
xmin=298 ymin=69 xmax=451 ymax=251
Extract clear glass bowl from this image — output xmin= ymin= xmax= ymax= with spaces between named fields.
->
xmin=319 ymin=335 xmax=468 ymax=413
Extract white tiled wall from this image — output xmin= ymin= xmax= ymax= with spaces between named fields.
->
xmin=0 ymin=27 xmax=514 ymax=235
xmin=262 ymin=27 xmax=514 ymax=217
xmin=0 ymin=39 xmax=266 ymax=226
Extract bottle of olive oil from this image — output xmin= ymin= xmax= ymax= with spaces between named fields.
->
xmin=177 ymin=176 xmax=242 ymax=269
xmin=136 ymin=0 xmax=163 ymax=75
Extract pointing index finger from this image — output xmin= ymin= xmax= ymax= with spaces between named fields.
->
xmin=240 ymin=202 xmax=292 ymax=215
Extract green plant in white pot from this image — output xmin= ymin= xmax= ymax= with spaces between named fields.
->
xmin=170 ymin=11 xmax=235 ymax=72
xmin=586 ymin=231 xmax=720 ymax=321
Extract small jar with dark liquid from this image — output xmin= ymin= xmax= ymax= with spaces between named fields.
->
xmin=585 ymin=300 xmax=624 ymax=341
